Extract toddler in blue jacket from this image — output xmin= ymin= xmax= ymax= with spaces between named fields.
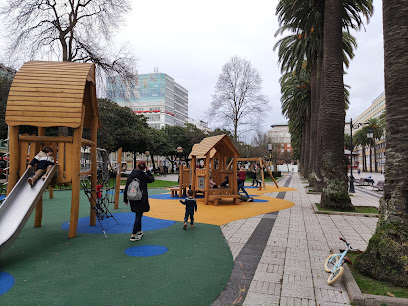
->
xmin=180 ymin=189 xmax=197 ymax=230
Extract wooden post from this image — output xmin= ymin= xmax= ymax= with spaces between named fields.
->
xmin=6 ymin=126 xmax=20 ymax=195
xmin=191 ymin=156 xmax=196 ymax=197
xmin=69 ymin=106 xmax=85 ymax=238
xmin=262 ymin=159 xmax=279 ymax=188
xmin=178 ymin=164 xmax=183 ymax=198
xmin=204 ymin=154 xmax=210 ymax=205
xmin=227 ymin=158 xmax=234 ymax=170
xmin=34 ymin=127 xmax=46 ymax=227
xmin=232 ymin=153 xmax=238 ymax=204
xmin=89 ymin=114 xmax=98 ymax=224
xmin=114 ymin=147 xmax=122 ymax=209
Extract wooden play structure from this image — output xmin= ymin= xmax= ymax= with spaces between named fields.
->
xmin=176 ymin=134 xmax=241 ymax=205
xmin=5 ymin=61 xmax=100 ymax=238
xmin=236 ymin=158 xmax=279 ymax=189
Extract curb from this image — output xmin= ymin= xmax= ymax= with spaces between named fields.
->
xmin=312 ymin=203 xmax=378 ymax=218
xmin=332 ymin=249 xmax=408 ymax=306
xmin=343 ymin=263 xmax=408 ymax=305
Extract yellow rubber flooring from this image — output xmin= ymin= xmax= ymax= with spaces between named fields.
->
xmin=146 ymin=185 xmax=296 ymax=226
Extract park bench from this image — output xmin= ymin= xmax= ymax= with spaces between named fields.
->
xmin=372 ymin=180 xmax=384 ymax=191
xmin=354 ymin=178 xmax=368 ymax=186
xmin=170 ymin=187 xmax=179 ymax=197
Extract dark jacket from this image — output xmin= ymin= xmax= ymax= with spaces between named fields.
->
xmin=180 ymin=197 xmax=197 ymax=212
xmin=124 ymin=169 xmax=155 ymax=213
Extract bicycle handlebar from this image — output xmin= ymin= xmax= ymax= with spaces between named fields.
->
xmin=340 ymin=237 xmax=353 ymax=249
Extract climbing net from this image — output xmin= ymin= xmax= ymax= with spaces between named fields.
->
xmin=80 ymin=148 xmax=118 ymax=237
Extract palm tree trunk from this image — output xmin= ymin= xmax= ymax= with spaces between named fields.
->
xmin=373 ymin=138 xmax=378 ymax=172
xmin=304 ymin=118 xmax=311 ymax=178
xmin=362 ymin=145 xmax=367 ymax=172
xmin=355 ymin=0 xmax=408 ymax=287
xmin=308 ymin=60 xmax=318 ymax=187
xmin=313 ymin=49 xmax=324 ymax=192
xmin=319 ymin=0 xmax=353 ymax=210
xmin=369 ymin=140 xmax=373 ymax=172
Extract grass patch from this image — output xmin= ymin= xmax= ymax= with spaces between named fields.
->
xmin=315 ymin=203 xmax=377 ymax=214
xmin=119 ymin=179 xmax=177 ymax=188
xmin=347 ymin=252 xmax=408 ymax=298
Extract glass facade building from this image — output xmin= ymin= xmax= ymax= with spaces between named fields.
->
xmin=107 ymin=72 xmax=188 ymax=129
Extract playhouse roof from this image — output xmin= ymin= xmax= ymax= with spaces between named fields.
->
xmin=189 ymin=134 xmax=240 ymax=158
xmin=5 ymin=61 xmax=100 ymax=129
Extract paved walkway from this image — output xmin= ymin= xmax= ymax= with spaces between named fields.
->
xmin=215 ymin=172 xmax=380 ymax=305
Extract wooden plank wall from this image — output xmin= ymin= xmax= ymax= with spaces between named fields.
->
xmin=5 ymin=61 xmax=92 ymax=128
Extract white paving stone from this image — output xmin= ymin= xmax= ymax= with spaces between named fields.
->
xmin=219 ymin=173 xmax=379 ymax=305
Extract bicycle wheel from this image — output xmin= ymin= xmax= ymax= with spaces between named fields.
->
xmin=327 ymin=266 xmax=344 ymax=285
xmin=324 ymin=254 xmax=339 ymax=272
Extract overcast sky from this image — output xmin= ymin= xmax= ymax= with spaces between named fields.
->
xmin=118 ymin=0 xmax=384 ymax=133
xmin=1 ymin=0 xmax=384 ymax=138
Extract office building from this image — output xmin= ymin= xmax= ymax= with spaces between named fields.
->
xmin=107 ymin=69 xmax=188 ymax=129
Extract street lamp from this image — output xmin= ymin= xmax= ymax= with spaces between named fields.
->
xmin=349 ymin=119 xmax=371 ymax=193
xmin=267 ymin=144 xmax=272 ymax=169
xmin=176 ymin=146 xmax=183 ymax=161
xmin=145 ymin=151 xmax=150 ymax=167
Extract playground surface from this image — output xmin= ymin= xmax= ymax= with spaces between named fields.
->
xmin=1 ymin=172 xmax=388 ymax=305
xmin=0 ymin=183 xmax=296 ymax=305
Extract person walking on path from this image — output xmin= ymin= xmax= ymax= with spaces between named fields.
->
xmin=250 ymin=165 xmax=257 ymax=186
xmin=27 ymin=146 xmax=55 ymax=187
xmin=124 ymin=161 xmax=154 ymax=241
xmin=256 ymin=164 xmax=262 ymax=189
xmin=180 ymin=189 xmax=197 ymax=230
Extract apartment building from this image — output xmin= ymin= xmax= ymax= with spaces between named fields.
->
xmin=351 ymin=92 xmax=386 ymax=172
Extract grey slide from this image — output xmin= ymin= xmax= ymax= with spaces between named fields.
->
xmin=0 ymin=165 xmax=58 ymax=254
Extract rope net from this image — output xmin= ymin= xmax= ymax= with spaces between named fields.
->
xmin=80 ymin=148 xmax=118 ymax=237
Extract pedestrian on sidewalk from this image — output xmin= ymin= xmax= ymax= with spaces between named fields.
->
xmin=27 ymin=146 xmax=55 ymax=187
xmin=256 ymin=164 xmax=262 ymax=189
xmin=250 ymin=165 xmax=257 ymax=186
xmin=124 ymin=161 xmax=155 ymax=241
xmin=180 ymin=189 xmax=197 ymax=230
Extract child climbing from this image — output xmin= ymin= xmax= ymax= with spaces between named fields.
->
xmin=27 ymin=146 xmax=55 ymax=187
xmin=180 ymin=189 xmax=197 ymax=230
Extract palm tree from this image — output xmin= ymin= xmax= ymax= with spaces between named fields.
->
xmin=353 ymin=128 xmax=370 ymax=172
xmin=367 ymin=118 xmax=385 ymax=172
xmin=275 ymin=1 xmax=373 ymax=200
xmin=355 ymin=0 xmax=408 ymax=287
xmin=280 ymin=67 xmax=311 ymax=175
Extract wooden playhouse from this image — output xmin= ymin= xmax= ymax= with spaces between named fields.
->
xmin=5 ymin=60 xmax=100 ymax=238
xmin=187 ymin=134 xmax=241 ymax=205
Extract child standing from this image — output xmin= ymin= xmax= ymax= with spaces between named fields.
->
xmin=180 ymin=189 xmax=197 ymax=230
xmin=27 ymin=146 xmax=55 ymax=187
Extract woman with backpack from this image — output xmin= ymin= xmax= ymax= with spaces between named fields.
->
xmin=124 ymin=161 xmax=155 ymax=241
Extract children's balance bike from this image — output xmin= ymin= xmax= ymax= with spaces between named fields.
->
xmin=324 ymin=237 xmax=355 ymax=285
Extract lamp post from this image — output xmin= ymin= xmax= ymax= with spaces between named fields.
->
xmin=349 ymin=119 xmax=371 ymax=193
xmin=145 ymin=151 xmax=150 ymax=168
xmin=267 ymin=144 xmax=272 ymax=170
xmin=176 ymin=146 xmax=183 ymax=160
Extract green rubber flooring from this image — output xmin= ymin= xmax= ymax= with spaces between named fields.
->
xmin=0 ymin=189 xmax=233 ymax=305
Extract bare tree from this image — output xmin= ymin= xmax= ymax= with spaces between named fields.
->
xmin=0 ymin=0 xmax=137 ymax=95
xmin=209 ymin=56 xmax=269 ymax=142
